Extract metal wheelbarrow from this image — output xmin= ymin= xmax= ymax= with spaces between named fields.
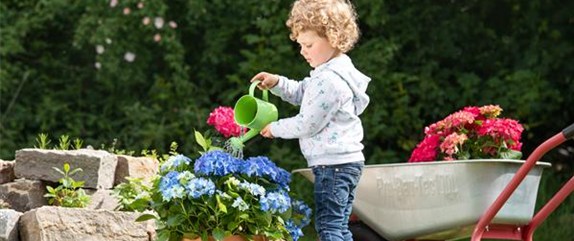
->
xmin=293 ymin=124 xmax=574 ymax=241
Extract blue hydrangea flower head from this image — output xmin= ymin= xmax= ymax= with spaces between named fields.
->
xmin=194 ymin=150 xmax=241 ymax=176
xmin=159 ymin=171 xmax=185 ymax=201
xmin=161 ymin=154 xmax=192 ymax=172
xmin=186 ymin=177 xmax=216 ymax=199
xmin=259 ymin=189 xmax=291 ymax=213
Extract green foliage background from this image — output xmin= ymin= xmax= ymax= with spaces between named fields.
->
xmin=1 ymin=0 xmax=573 ymax=240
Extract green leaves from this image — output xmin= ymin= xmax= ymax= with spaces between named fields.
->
xmin=195 ymin=130 xmax=209 ymax=152
xmin=167 ymin=213 xmax=186 ymax=227
xmin=44 ymin=163 xmax=90 ymax=208
xmin=212 ymin=228 xmax=226 ymax=241
xmin=500 ymin=149 xmax=523 ymax=160
xmin=112 ymin=177 xmax=151 ymax=212
xmin=135 ymin=213 xmax=157 ymax=222
xmin=194 ymin=130 xmax=224 ymax=154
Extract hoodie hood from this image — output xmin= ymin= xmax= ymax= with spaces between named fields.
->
xmin=313 ymin=54 xmax=371 ymax=115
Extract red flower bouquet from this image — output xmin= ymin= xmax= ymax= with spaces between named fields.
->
xmin=409 ymin=105 xmax=524 ymax=162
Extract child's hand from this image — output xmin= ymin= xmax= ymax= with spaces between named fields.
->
xmin=250 ymin=72 xmax=279 ymax=90
xmin=259 ymin=124 xmax=274 ymax=139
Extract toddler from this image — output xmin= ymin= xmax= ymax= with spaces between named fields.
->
xmin=250 ymin=0 xmax=370 ymax=241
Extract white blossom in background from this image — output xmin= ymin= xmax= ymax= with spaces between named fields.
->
xmin=123 ymin=7 xmax=131 ymax=15
xmin=110 ymin=0 xmax=118 ymax=7
xmin=154 ymin=17 xmax=164 ymax=29
xmin=124 ymin=52 xmax=136 ymax=62
xmin=154 ymin=34 xmax=162 ymax=42
xmin=105 ymin=38 xmax=112 ymax=44
xmin=169 ymin=21 xmax=178 ymax=29
xmin=142 ymin=17 xmax=150 ymax=25
xmin=96 ymin=45 xmax=105 ymax=54
xmin=95 ymin=62 xmax=101 ymax=69
xmin=137 ymin=2 xmax=144 ymax=9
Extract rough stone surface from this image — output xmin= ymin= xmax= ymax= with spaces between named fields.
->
xmin=19 ymin=206 xmax=155 ymax=241
xmin=0 ymin=179 xmax=46 ymax=212
xmin=113 ymin=155 xmax=158 ymax=187
xmin=0 ymin=161 xmax=15 ymax=185
xmin=85 ymin=189 xmax=119 ymax=211
xmin=0 ymin=209 xmax=22 ymax=241
xmin=14 ymin=149 xmax=117 ymax=189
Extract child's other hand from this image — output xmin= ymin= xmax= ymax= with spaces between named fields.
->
xmin=259 ymin=124 xmax=274 ymax=139
xmin=250 ymin=72 xmax=279 ymax=90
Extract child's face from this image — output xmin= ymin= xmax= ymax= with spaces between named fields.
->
xmin=296 ymin=30 xmax=339 ymax=68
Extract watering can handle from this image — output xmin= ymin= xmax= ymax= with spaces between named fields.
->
xmin=249 ymin=81 xmax=269 ymax=102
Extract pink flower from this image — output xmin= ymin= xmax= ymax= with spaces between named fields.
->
xmin=440 ymin=133 xmax=468 ymax=158
xmin=123 ymin=7 xmax=131 ymax=15
xmin=207 ymin=107 xmax=247 ymax=138
xmin=425 ymin=110 xmax=474 ymax=136
xmin=477 ymin=118 xmax=524 ymax=150
xmin=142 ymin=17 xmax=151 ymax=25
xmin=479 ymin=105 xmax=502 ymax=118
xmin=154 ymin=34 xmax=162 ymax=42
xmin=463 ymin=106 xmax=480 ymax=118
xmin=168 ymin=21 xmax=178 ymax=29
xmin=410 ymin=105 xmax=524 ymax=162
xmin=409 ymin=135 xmax=440 ymax=162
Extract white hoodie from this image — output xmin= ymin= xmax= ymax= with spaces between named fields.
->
xmin=269 ymin=54 xmax=371 ymax=167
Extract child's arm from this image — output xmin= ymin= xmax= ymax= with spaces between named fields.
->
xmin=269 ymin=74 xmax=339 ymax=139
xmin=250 ymin=72 xmax=306 ymax=106
xmin=269 ymin=76 xmax=309 ymax=106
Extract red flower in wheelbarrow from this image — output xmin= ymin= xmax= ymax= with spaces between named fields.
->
xmin=409 ymin=105 xmax=524 ymax=162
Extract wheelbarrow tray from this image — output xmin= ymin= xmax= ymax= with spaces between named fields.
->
xmin=292 ymin=159 xmax=551 ymax=241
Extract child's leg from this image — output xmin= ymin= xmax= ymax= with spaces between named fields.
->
xmin=313 ymin=162 xmax=363 ymax=241
xmin=341 ymin=172 xmax=360 ymax=241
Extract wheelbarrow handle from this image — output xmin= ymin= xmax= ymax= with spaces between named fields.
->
xmin=563 ymin=122 xmax=574 ymax=140
xmin=472 ymin=124 xmax=572 ymax=241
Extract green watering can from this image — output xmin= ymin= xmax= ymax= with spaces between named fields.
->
xmin=228 ymin=81 xmax=278 ymax=151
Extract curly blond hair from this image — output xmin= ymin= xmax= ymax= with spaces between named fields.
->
xmin=286 ymin=0 xmax=360 ymax=53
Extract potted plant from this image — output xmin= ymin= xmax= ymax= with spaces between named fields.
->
xmin=137 ymin=107 xmax=312 ymax=241
xmin=409 ymin=105 xmax=524 ymax=162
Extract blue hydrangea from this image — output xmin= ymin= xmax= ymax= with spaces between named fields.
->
xmin=159 ymin=171 xmax=185 ymax=201
xmin=259 ymin=189 xmax=291 ymax=213
xmin=231 ymin=196 xmax=250 ymax=211
xmin=275 ymin=168 xmax=292 ymax=188
xmin=242 ymin=156 xmax=291 ymax=187
xmin=194 ymin=150 xmax=241 ymax=176
xmin=238 ymin=160 xmax=258 ymax=177
xmin=292 ymin=199 xmax=312 ymax=227
xmin=186 ymin=177 xmax=216 ymax=199
xmin=285 ymin=219 xmax=304 ymax=241
xmin=238 ymin=181 xmax=266 ymax=197
xmin=161 ymin=154 xmax=192 ymax=172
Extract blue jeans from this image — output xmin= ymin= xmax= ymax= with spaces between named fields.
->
xmin=312 ymin=161 xmax=364 ymax=241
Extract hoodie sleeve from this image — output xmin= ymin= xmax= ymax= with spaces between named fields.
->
xmin=269 ymin=74 xmax=339 ymax=139
xmin=269 ymin=76 xmax=308 ymax=106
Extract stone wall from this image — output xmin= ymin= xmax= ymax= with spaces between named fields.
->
xmin=0 ymin=149 xmax=159 ymax=241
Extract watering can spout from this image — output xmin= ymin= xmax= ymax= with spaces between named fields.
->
xmin=239 ymin=129 xmax=260 ymax=143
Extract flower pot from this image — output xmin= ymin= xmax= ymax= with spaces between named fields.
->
xmin=182 ymin=235 xmax=268 ymax=241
